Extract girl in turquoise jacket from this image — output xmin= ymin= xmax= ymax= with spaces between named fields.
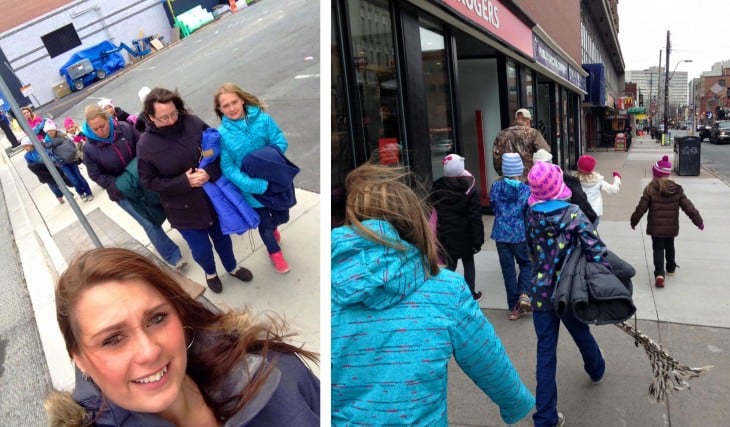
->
xmin=331 ymin=163 xmax=534 ymax=426
xmin=215 ymin=83 xmax=292 ymax=274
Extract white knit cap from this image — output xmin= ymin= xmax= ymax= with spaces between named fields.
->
xmin=533 ymin=149 xmax=553 ymax=163
xmin=442 ymin=154 xmax=465 ymax=177
xmin=138 ymin=86 xmax=151 ymax=104
xmin=43 ymin=119 xmax=57 ymax=132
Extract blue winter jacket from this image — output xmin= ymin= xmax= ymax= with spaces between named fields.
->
xmin=241 ymin=145 xmax=299 ymax=210
xmin=489 ymin=178 xmax=530 ymax=243
xmin=218 ymin=105 xmax=288 ymax=208
xmin=331 ymin=219 xmax=535 ymax=426
xmin=199 ymin=128 xmax=260 ymax=235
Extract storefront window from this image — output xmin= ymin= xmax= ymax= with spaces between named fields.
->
xmin=420 ymin=19 xmax=453 ymax=179
xmin=523 ymin=68 xmax=534 ymax=110
xmin=347 ymin=0 xmax=402 ymax=166
xmin=332 ymin=10 xmax=353 ymax=227
xmin=507 ymin=61 xmax=518 ymax=116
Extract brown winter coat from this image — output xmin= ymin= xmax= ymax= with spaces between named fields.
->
xmin=630 ymin=178 xmax=703 ymax=237
xmin=493 ymin=122 xmax=550 ymax=180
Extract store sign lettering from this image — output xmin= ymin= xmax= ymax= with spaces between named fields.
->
xmin=453 ymin=0 xmax=500 ymax=28
xmin=533 ymin=35 xmax=586 ymax=92
xmin=440 ymin=0 xmax=533 ymax=57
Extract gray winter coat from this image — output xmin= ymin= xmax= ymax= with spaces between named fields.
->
xmin=555 ymin=246 xmax=636 ymax=325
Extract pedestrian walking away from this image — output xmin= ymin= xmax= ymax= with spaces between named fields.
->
xmin=137 ymin=87 xmax=253 ymax=293
xmin=0 ymin=108 xmax=20 ymax=148
xmin=82 ymin=104 xmax=186 ymax=271
xmin=533 ymin=149 xmax=598 ymax=224
xmin=429 ymin=153 xmax=485 ymax=301
xmin=44 ymin=247 xmax=320 ymax=427
xmin=525 ymin=161 xmax=609 ymax=427
xmin=215 ymin=83 xmax=296 ymax=274
xmin=489 ymin=152 xmax=532 ymax=318
xmin=576 ymin=154 xmax=621 ymax=228
xmin=493 ymin=108 xmax=551 ymax=180
xmin=331 ymin=163 xmax=534 ymax=426
xmin=629 ymin=155 xmax=703 ymax=288
xmin=19 ymin=136 xmax=73 ymax=204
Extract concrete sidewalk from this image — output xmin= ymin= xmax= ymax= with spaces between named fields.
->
xmin=0 ymin=135 xmax=320 ymax=392
xmin=448 ymin=135 xmax=729 ymax=426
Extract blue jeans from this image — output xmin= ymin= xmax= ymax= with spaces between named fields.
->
xmin=496 ymin=241 xmax=532 ymax=310
xmin=60 ymin=163 xmax=92 ymax=197
xmin=178 ymin=220 xmax=237 ymax=275
xmin=532 ymin=310 xmax=605 ymax=427
xmin=47 ymin=182 xmax=63 ymax=198
xmin=117 ymin=198 xmax=182 ymax=266
xmin=255 ymin=207 xmax=289 ymax=253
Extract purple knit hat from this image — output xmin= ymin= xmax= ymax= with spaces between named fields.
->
xmin=528 ymin=161 xmax=572 ymax=206
xmin=652 ymin=155 xmax=671 ymax=178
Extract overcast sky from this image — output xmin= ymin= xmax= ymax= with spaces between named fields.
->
xmin=617 ymin=0 xmax=730 ymax=80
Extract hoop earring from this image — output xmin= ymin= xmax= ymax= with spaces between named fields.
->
xmin=183 ymin=325 xmax=196 ymax=350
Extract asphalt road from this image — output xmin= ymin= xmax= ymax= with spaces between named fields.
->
xmin=38 ymin=0 xmax=320 ymax=192
xmin=699 ymin=139 xmax=730 ymax=183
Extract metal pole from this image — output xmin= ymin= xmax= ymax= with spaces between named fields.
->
xmin=663 ymin=31 xmax=671 ymax=144
xmin=0 ymin=76 xmax=103 ymax=248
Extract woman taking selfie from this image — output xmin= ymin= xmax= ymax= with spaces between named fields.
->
xmin=44 ymin=247 xmax=320 ymax=426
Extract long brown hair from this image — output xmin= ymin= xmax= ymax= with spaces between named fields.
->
xmin=344 ymin=163 xmax=440 ymax=276
xmin=213 ymin=82 xmax=266 ymax=120
xmin=54 ymin=247 xmax=317 ymax=421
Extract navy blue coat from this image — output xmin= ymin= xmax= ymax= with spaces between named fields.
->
xmin=241 ymin=145 xmax=299 ymax=210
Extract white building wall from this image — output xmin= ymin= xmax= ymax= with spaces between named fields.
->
xmin=0 ymin=0 xmax=171 ymax=106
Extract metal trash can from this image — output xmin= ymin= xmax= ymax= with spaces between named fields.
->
xmin=673 ymin=136 xmax=701 ymax=176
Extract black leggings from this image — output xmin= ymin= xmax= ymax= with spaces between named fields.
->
xmin=651 ymin=236 xmax=676 ymax=277
xmin=446 ymin=253 xmax=476 ymax=294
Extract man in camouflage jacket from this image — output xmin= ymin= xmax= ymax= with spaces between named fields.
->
xmin=493 ymin=108 xmax=550 ymax=180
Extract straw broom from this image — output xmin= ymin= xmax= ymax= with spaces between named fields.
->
xmin=614 ymin=321 xmax=713 ymax=403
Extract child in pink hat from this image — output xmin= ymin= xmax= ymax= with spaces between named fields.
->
xmin=576 ymin=154 xmax=621 ymax=227
xmin=630 ymin=155 xmax=703 ymax=288
xmin=526 ymin=160 xmax=609 ymax=427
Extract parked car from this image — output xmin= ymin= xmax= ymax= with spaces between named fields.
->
xmin=709 ymin=121 xmax=730 ymax=144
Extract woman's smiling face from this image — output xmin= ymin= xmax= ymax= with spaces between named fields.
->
xmin=71 ymin=279 xmax=188 ymax=414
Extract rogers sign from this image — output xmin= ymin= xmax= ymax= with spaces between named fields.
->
xmin=440 ymin=0 xmax=533 ymax=57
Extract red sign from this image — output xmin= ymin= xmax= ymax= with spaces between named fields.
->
xmin=440 ymin=0 xmax=533 ymax=57
xmin=378 ymin=138 xmax=400 ymax=165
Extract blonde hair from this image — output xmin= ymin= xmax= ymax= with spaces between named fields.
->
xmin=344 ymin=163 xmax=440 ymax=276
xmin=213 ymin=82 xmax=266 ymax=119
xmin=83 ymin=104 xmax=109 ymax=122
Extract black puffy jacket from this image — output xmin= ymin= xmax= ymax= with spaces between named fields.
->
xmin=430 ymin=176 xmax=484 ymax=259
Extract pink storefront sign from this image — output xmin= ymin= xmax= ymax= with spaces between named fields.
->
xmin=439 ymin=0 xmax=533 ymax=58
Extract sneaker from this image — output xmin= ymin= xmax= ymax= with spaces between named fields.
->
xmin=79 ymin=195 xmax=88 ymax=202
xmin=273 ymin=228 xmax=281 ymax=243
xmin=472 ymin=291 xmax=483 ymax=301
xmin=655 ymin=276 xmax=665 ymax=288
xmin=85 ymin=194 xmax=94 ymax=202
xmin=205 ymin=275 xmax=223 ymax=293
xmin=174 ymin=259 xmax=187 ymax=272
xmin=556 ymin=412 xmax=565 ymax=427
xmin=519 ymin=294 xmax=532 ymax=313
xmin=508 ymin=307 xmax=522 ymax=320
xmin=666 ymin=264 xmax=678 ymax=276
xmin=269 ymin=251 xmax=290 ymax=274
xmin=230 ymin=267 xmax=253 ymax=282
xmin=57 ymin=197 xmax=65 ymax=204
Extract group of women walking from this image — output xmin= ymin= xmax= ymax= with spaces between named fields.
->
xmin=24 ymin=83 xmax=295 ymax=294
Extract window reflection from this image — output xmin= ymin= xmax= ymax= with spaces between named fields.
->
xmin=420 ymin=20 xmax=453 ymax=180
